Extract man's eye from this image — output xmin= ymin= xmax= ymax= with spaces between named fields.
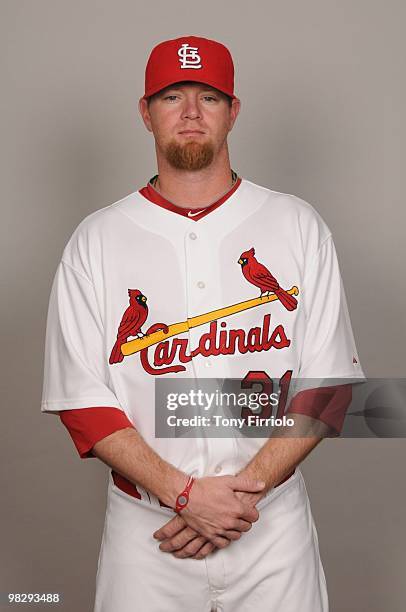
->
xmin=164 ymin=95 xmax=179 ymax=101
xmin=203 ymin=96 xmax=217 ymax=102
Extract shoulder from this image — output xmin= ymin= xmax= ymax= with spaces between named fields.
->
xmin=241 ymin=178 xmax=332 ymax=249
xmin=60 ymin=191 xmax=137 ymax=277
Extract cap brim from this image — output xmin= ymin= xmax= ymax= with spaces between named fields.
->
xmin=144 ymin=77 xmax=236 ymax=100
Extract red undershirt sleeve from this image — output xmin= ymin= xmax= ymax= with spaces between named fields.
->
xmin=59 ymin=407 xmax=136 ymax=459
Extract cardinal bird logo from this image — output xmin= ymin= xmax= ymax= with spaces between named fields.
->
xmin=238 ymin=247 xmax=298 ymax=311
xmin=109 ymin=289 xmax=149 ymax=364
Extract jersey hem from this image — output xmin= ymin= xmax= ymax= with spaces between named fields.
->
xmin=41 ymin=398 xmax=123 ymax=413
xmin=296 ymin=370 xmax=366 ymax=380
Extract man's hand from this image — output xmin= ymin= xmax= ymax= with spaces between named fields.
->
xmin=173 ymin=474 xmax=264 ymax=548
xmin=154 ymin=514 xmax=217 ymax=559
xmin=153 ymin=475 xmax=267 ymax=559
xmin=234 ymin=488 xmax=265 ymax=507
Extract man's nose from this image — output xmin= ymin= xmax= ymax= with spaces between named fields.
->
xmin=181 ymin=96 xmax=201 ymax=119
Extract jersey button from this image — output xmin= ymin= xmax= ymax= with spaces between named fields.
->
xmin=215 ymin=465 xmax=223 ymax=474
xmin=197 ymin=281 xmax=205 ymax=289
xmin=189 ymin=232 xmax=197 ymax=240
xmin=204 ymin=360 xmax=212 ymax=367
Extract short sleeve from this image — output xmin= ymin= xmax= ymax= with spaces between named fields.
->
xmin=287 ymin=384 xmax=353 ymax=434
xmin=59 ymin=407 xmax=135 ymax=458
xmin=298 ymin=235 xmax=366 ymax=380
xmin=41 ymin=260 xmax=122 ymax=414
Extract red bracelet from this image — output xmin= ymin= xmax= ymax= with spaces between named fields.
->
xmin=175 ymin=475 xmax=195 ymax=514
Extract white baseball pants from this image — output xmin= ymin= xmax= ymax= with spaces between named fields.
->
xmin=94 ymin=468 xmax=328 ymax=612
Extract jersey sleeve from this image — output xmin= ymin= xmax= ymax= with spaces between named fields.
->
xmin=298 ymin=235 xmax=366 ymax=380
xmin=59 ymin=407 xmax=135 ymax=459
xmin=41 ymin=260 xmax=123 ymax=414
xmin=287 ymin=384 xmax=353 ymax=434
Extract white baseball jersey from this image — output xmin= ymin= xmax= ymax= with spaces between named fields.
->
xmin=41 ymin=178 xmax=365 ymax=611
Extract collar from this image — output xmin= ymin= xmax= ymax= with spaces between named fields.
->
xmin=139 ymin=171 xmax=242 ymax=222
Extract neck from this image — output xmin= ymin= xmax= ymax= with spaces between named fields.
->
xmin=153 ymin=146 xmax=234 ymax=209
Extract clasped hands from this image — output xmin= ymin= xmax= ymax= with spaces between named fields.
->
xmin=153 ymin=474 xmax=266 ymax=560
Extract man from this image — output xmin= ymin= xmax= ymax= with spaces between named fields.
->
xmin=41 ymin=35 xmax=365 ymax=611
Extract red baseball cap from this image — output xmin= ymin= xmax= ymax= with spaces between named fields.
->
xmin=144 ymin=35 xmax=236 ymax=100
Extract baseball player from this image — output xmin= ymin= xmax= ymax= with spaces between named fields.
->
xmin=41 ymin=36 xmax=365 ymax=611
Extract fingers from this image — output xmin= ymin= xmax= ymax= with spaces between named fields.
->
xmin=221 ymin=529 xmax=242 ymax=541
xmin=158 ymin=526 xmax=198 ymax=552
xmin=152 ymin=475 xmax=262 ymax=558
xmin=213 ymin=520 xmax=251 ymax=540
xmin=233 ymin=518 xmax=253 ymax=533
xmin=235 ymin=491 xmax=263 ymax=506
xmin=157 ymin=524 xmax=252 ymax=560
xmin=192 ymin=541 xmax=217 ymax=560
xmin=153 ymin=515 xmax=186 ymax=541
xmin=211 ymin=536 xmax=231 ymax=549
xmin=172 ymin=535 xmax=207 ymax=559
xmin=229 ymin=474 xmax=266 ymax=494
xmin=239 ymin=505 xmax=260 ymax=523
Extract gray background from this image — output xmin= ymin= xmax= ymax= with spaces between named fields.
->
xmin=1 ymin=0 xmax=405 ymax=610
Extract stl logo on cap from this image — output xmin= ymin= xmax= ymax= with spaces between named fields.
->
xmin=178 ymin=43 xmax=202 ymax=69
xmin=144 ymin=36 xmax=236 ymax=99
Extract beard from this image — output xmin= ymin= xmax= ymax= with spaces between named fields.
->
xmin=164 ymin=138 xmax=215 ymax=171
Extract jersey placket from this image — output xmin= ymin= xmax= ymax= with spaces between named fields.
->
xmin=182 ymin=224 xmax=237 ymax=477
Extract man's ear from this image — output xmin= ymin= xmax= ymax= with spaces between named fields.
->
xmin=138 ymin=97 xmax=153 ymax=133
xmin=228 ymin=97 xmax=241 ymax=132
